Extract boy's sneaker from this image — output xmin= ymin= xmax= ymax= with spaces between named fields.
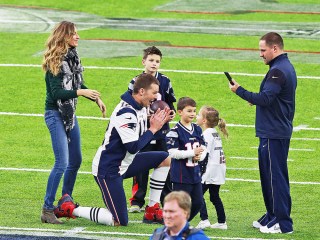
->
xmin=143 ymin=203 xmax=163 ymax=224
xmin=128 ymin=205 xmax=141 ymax=213
xmin=54 ymin=194 xmax=78 ymax=219
xmin=196 ymin=219 xmax=211 ymax=229
xmin=211 ymin=222 xmax=228 ymax=230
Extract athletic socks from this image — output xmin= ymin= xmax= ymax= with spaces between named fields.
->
xmin=72 ymin=206 xmax=114 ymax=226
xmin=148 ymin=166 xmax=170 ymax=206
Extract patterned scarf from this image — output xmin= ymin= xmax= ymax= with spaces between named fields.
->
xmin=57 ymin=47 xmax=84 ymax=141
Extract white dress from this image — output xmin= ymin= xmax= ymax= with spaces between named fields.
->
xmin=201 ymin=128 xmax=226 ymax=185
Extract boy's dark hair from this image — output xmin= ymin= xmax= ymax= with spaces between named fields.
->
xmin=260 ymin=32 xmax=284 ymax=50
xmin=177 ymin=97 xmax=196 ymax=111
xmin=133 ymin=73 xmax=160 ymax=94
xmin=143 ymin=46 xmax=162 ymax=60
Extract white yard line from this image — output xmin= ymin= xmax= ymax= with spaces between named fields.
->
xmin=0 ymin=111 xmax=110 ymax=120
xmin=0 ymin=63 xmax=320 ymax=79
xmin=228 ymin=167 xmax=259 ymax=171
xmin=226 ymin=178 xmax=320 ymax=185
xmin=0 ymin=226 xmax=286 ymax=240
xmin=291 ymin=137 xmax=320 ymax=141
xmin=250 ymin=146 xmax=314 ymax=151
xmin=62 ymin=227 xmax=86 ymax=237
xmin=0 ymin=167 xmax=319 ymax=185
xmin=229 ymin=156 xmax=294 ymax=162
xmin=1 ymin=111 xmax=320 ymax=131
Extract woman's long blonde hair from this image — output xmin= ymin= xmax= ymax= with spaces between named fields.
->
xmin=200 ymin=106 xmax=228 ymax=138
xmin=42 ymin=21 xmax=76 ymax=76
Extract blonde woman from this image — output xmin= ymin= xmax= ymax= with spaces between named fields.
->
xmin=41 ymin=21 xmax=106 ymax=224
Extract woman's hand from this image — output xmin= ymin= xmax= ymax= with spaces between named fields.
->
xmin=96 ymin=98 xmax=106 ymax=118
xmin=77 ymin=89 xmax=100 ymax=100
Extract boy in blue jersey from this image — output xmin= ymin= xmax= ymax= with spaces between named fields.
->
xmin=166 ymin=97 xmax=206 ymax=221
xmin=128 ymin=46 xmax=176 ymax=223
xmin=91 ymin=73 xmax=172 ymax=226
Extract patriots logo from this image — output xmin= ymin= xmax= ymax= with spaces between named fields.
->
xmin=167 ymin=137 xmax=175 ymax=146
xmin=120 ymin=122 xmax=137 ymax=131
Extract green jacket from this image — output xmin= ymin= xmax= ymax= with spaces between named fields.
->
xmin=44 ymin=71 xmax=87 ymax=110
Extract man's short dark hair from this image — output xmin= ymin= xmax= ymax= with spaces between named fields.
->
xmin=133 ymin=73 xmax=160 ymax=94
xmin=260 ymin=32 xmax=284 ymax=50
xmin=177 ymin=97 xmax=196 ymax=111
xmin=143 ymin=46 xmax=162 ymax=60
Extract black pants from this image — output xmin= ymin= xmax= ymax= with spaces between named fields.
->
xmin=199 ymin=183 xmax=226 ymax=223
xmin=173 ymin=182 xmax=203 ymax=221
xmin=129 ymin=139 xmax=172 ymax=208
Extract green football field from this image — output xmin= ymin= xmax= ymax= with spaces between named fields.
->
xmin=0 ymin=0 xmax=319 ymax=239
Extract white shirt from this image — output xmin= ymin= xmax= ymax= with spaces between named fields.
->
xmin=201 ymin=128 xmax=226 ymax=185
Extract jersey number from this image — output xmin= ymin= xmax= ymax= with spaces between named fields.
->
xmin=185 ymin=142 xmax=200 ymax=167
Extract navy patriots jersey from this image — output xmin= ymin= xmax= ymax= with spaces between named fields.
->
xmin=128 ymin=72 xmax=176 ymax=140
xmin=166 ymin=122 xmax=205 ymax=184
xmin=92 ymin=91 xmax=153 ymax=179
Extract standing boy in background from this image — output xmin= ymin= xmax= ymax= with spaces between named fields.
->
xmin=166 ymin=97 xmax=206 ymax=221
xmin=128 ymin=46 xmax=176 ymax=224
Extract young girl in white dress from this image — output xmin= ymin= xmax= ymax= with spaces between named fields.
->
xmin=196 ymin=106 xmax=228 ymax=230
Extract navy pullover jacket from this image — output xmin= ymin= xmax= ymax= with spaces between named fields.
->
xmin=236 ymin=53 xmax=297 ymax=139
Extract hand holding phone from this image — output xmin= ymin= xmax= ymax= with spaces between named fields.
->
xmin=224 ymin=72 xmax=234 ymax=85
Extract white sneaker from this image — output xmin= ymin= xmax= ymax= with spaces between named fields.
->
xmin=128 ymin=205 xmax=140 ymax=213
xmin=260 ymin=223 xmax=282 ymax=234
xmin=211 ymin=222 xmax=227 ymax=230
xmin=196 ymin=219 xmax=211 ymax=229
xmin=253 ymin=221 xmax=263 ymax=229
xmin=260 ymin=223 xmax=293 ymax=234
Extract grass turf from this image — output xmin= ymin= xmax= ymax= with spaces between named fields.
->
xmin=0 ymin=0 xmax=319 ymax=239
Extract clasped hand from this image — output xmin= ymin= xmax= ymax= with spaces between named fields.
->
xmin=193 ymin=146 xmax=204 ymax=162
xmin=149 ymin=107 xmax=172 ymax=134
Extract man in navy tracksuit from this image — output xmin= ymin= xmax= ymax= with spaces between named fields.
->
xmin=229 ymin=32 xmax=296 ymax=234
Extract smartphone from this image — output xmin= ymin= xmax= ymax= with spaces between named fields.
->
xmin=224 ymin=72 xmax=234 ymax=85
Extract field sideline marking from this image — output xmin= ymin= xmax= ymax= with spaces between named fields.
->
xmin=161 ymin=9 xmax=320 ymax=15
xmin=0 ymin=226 xmax=286 ymax=240
xmin=63 ymin=227 xmax=86 ymax=237
xmin=0 ymin=167 xmax=319 ymax=185
xmin=1 ymin=111 xmax=320 ymax=132
xmin=1 ymin=18 xmax=319 ymax=37
xmin=0 ymin=63 xmax=320 ymax=80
